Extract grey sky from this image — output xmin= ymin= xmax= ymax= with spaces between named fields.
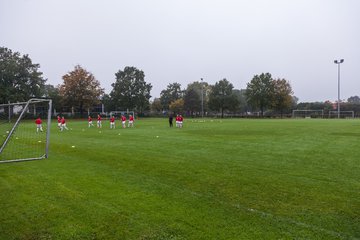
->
xmin=1 ymin=0 xmax=359 ymax=102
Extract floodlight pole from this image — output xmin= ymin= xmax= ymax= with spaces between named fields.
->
xmin=201 ymin=78 xmax=204 ymax=118
xmin=334 ymin=59 xmax=344 ymax=119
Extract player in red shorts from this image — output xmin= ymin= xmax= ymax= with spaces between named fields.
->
xmin=35 ymin=117 xmax=43 ymax=132
xmin=97 ymin=114 xmax=102 ymax=128
xmin=110 ymin=115 xmax=115 ymax=129
xmin=121 ymin=115 xmax=126 ymax=128
xmin=128 ymin=115 xmax=134 ymax=128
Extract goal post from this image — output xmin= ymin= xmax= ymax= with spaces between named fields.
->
xmin=292 ymin=109 xmax=324 ymax=118
xmin=0 ymin=98 xmax=52 ymax=163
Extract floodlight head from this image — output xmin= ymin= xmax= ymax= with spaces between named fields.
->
xmin=334 ymin=59 xmax=344 ymax=64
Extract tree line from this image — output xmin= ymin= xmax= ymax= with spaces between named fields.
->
xmin=1 ymin=46 xmax=359 ymax=118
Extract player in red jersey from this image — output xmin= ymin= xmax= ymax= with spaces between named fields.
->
xmin=35 ymin=117 xmax=43 ymax=132
xmin=121 ymin=115 xmax=126 ymax=128
xmin=128 ymin=115 xmax=134 ymax=128
xmin=97 ymin=114 xmax=102 ymax=128
xmin=88 ymin=115 xmax=94 ymax=128
xmin=110 ymin=115 xmax=115 ymax=129
xmin=175 ymin=114 xmax=180 ymax=128
xmin=57 ymin=115 xmax=62 ymax=129
xmin=179 ymin=115 xmax=184 ymax=128
xmin=60 ymin=116 xmax=69 ymax=131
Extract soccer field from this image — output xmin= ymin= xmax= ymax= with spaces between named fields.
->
xmin=0 ymin=118 xmax=359 ymax=239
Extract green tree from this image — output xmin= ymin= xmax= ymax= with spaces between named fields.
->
xmin=59 ymin=65 xmax=104 ymax=116
xmin=232 ymin=89 xmax=248 ymax=113
xmin=292 ymin=96 xmax=299 ymax=109
xmin=169 ymin=98 xmax=184 ymax=114
xmin=246 ymin=73 xmax=274 ymax=116
xmin=0 ymin=47 xmax=46 ymax=103
xmin=347 ymin=96 xmax=360 ymax=104
xmin=160 ymin=83 xmax=184 ymax=110
xmin=208 ymin=79 xmax=239 ymax=118
xmin=272 ymin=78 xmax=294 ymax=117
xmin=183 ymin=81 xmax=210 ymax=116
xmin=43 ymin=84 xmax=62 ymax=112
xmin=151 ymin=98 xmax=162 ymax=112
xmin=110 ymin=66 xmax=152 ymax=114
xmin=101 ymin=94 xmax=114 ymax=113
xmin=184 ymin=88 xmax=200 ymax=116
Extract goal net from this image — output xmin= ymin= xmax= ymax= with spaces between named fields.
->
xmin=292 ymin=110 xmax=324 ymax=118
xmin=328 ymin=111 xmax=354 ymax=119
xmin=0 ymin=99 xmax=52 ymax=163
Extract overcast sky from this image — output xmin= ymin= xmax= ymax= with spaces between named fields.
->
xmin=1 ymin=0 xmax=359 ymax=102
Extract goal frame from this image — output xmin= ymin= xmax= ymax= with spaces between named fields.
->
xmin=109 ymin=110 xmax=135 ymax=118
xmin=0 ymin=98 xmax=52 ymax=163
xmin=328 ymin=110 xmax=354 ymax=118
xmin=292 ymin=109 xmax=324 ymax=118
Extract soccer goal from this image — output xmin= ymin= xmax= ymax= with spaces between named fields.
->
xmin=292 ymin=110 xmax=324 ymax=118
xmin=0 ymin=98 xmax=52 ymax=163
xmin=328 ymin=111 xmax=354 ymax=119
xmin=109 ymin=110 xmax=135 ymax=118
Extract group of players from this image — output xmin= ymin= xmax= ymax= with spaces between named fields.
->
xmin=35 ymin=115 xmax=68 ymax=132
xmin=57 ymin=116 xmax=69 ymax=131
xmin=88 ymin=114 xmax=134 ymax=129
xmin=36 ymin=113 xmax=183 ymax=132
xmin=169 ymin=114 xmax=184 ymax=128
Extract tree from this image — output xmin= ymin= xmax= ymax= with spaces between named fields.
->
xmin=208 ymin=79 xmax=239 ymax=118
xmin=43 ymin=84 xmax=62 ymax=112
xmin=0 ymin=47 xmax=46 ymax=103
xmin=151 ymin=98 xmax=162 ymax=112
xmin=110 ymin=66 xmax=152 ymax=114
xmin=101 ymin=94 xmax=114 ymax=113
xmin=246 ymin=73 xmax=274 ymax=116
xmin=184 ymin=88 xmax=200 ymax=116
xmin=347 ymin=96 xmax=360 ymax=104
xmin=183 ymin=81 xmax=210 ymax=116
xmin=59 ymin=65 xmax=104 ymax=116
xmin=272 ymin=78 xmax=294 ymax=117
xmin=160 ymin=83 xmax=184 ymax=110
xmin=233 ymin=89 xmax=251 ymax=113
xmin=292 ymin=96 xmax=299 ymax=109
xmin=169 ymin=98 xmax=184 ymax=114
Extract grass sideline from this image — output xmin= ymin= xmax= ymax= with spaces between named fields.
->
xmin=0 ymin=118 xmax=359 ymax=239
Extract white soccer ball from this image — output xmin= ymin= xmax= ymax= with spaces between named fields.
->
xmin=156 ymin=136 xmax=159 ymax=138
xmin=71 ymin=145 xmax=75 ymax=148
xmin=38 ymin=140 xmax=42 ymax=143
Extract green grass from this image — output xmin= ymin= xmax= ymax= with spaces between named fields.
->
xmin=1 ymin=118 xmax=360 ymax=239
